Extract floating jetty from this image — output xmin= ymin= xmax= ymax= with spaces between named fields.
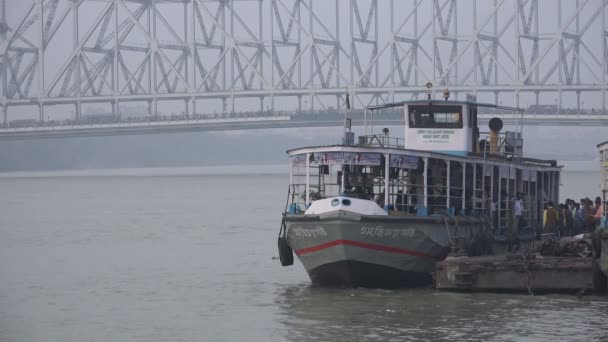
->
xmin=435 ymin=254 xmax=593 ymax=293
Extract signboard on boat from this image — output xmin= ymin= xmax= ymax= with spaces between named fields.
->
xmin=416 ymin=129 xmax=456 ymax=144
xmin=389 ymin=154 xmax=418 ymax=169
xmin=351 ymin=152 xmax=382 ymax=166
xmin=311 ymin=152 xmax=382 ymax=166
xmin=314 ymin=152 xmax=348 ymax=165
xmin=290 ymin=154 xmax=307 ymax=168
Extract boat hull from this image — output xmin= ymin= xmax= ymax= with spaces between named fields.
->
xmin=284 ymin=211 xmax=488 ymax=287
xmin=309 ymin=260 xmax=432 ymax=288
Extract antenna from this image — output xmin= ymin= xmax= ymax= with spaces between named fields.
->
xmin=343 ymin=89 xmax=354 ymax=145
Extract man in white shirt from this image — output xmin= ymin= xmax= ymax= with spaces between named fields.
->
xmin=513 ymin=192 xmax=524 ymax=237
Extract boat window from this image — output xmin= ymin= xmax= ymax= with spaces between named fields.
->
xmin=408 ymin=105 xmax=463 ymax=129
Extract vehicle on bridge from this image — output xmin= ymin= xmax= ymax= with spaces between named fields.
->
xmin=277 ymin=98 xmax=562 ymax=288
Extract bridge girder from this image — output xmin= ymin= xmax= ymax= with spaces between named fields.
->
xmin=1 ymin=0 xmax=608 ymax=123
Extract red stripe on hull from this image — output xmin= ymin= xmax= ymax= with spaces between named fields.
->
xmin=294 ymin=239 xmax=439 ymax=259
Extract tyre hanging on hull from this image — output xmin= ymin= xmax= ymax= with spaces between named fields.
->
xmin=277 ymin=217 xmax=293 ymax=266
xmin=278 ymin=236 xmax=294 ymax=266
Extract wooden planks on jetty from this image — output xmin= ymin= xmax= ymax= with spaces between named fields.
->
xmin=435 ymin=255 xmax=592 ymax=293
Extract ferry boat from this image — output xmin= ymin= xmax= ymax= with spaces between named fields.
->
xmin=277 ymin=91 xmax=562 ymax=288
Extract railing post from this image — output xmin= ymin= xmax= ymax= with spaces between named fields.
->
xmin=446 ymin=160 xmax=451 ymax=210
xmin=462 ymin=161 xmax=466 ymax=213
xmin=384 ymin=153 xmax=390 ymax=210
xmin=498 ymin=167 xmax=502 ymax=228
xmin=423 ymin=157 xmax=428 ymax=210
xmin=305 ymin=152 xmax=310 ymax=206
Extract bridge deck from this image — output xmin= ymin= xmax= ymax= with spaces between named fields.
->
xmin=0 ymin=115 xmax=606 ymax=140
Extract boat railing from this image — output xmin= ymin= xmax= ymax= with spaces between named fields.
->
xmin=479 ymin=131 xmax=524 ymax=160
xmin=285 ymin=186 xmax=538 ymax=233
xmin=357 ymin=134 xmax=404 ymax=149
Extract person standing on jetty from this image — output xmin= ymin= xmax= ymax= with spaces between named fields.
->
xmin=574 ymin=202 xmax=585 ymax=235
xmin=543 ymin=201 xmax=559 ymax=236
xmin=584 ymin=198 xmax=596 ymax=232
xmin=591 ymin=197 xmax=604 ymax=229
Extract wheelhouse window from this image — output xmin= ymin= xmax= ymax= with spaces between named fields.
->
xmin=408 ymin=105 xmax=463 ymax=129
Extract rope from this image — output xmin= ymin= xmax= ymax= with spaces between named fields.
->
xmin=521 ymin=235 xmax=595 ymax=298
xmin=521 ymin=247 xmax=535 ymax=296
xmin=576 ymin=281 xmax=593 ymax=299
xmin=443 ymin=215 xmax=455 ymax=250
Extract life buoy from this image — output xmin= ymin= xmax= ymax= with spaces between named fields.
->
xmin=278 ymin=236 xmax=294 ymax=266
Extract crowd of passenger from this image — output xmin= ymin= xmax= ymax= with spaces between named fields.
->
xmin=541 ymin=197 xmax=605 ymax=237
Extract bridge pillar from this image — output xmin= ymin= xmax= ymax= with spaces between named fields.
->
xmin=75 ymin=102 xmax=81 ymax=122
xmin=112 ymin=100 xmax=120 ymax=120
xmin=1 ymin=105 xmax=6 ymax=128
xmin=259 ymin=97 xmax=264 ymax=115
xmin=184 ymin=99 xmax=189 ymax=119
xmin=297 ymin=96 xmax=302 ymax=113
xmin=149 ymin=99 xmax=158 ymax=119
xmin=271 ymin=96 xmax=275 ymax=116
xmin=191 ymin=98 xmax=196 ymax=118
xmin=38 ymin=103 xmax=44 ymax=123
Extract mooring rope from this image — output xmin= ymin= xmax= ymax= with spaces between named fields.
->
xmin=521 ymin=247 xmax=535 ymax=296
xmin=442 ymin=215 xmax=455 ymax=251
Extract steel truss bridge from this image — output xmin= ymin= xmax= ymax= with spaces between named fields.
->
xmin=1 ymin=0 xmax=608 ymax=127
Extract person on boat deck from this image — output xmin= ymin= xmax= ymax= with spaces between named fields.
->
xmin=543 ymin=201 xmax=559 ymax=235
xmin=513 ymin=193 xmax=524 ymax=237
xmin=483 ymin=190 xmax=492 ymax=215
xmin=430 ymin=186 xmax=446 ymax=214
xmin=374 ymin=193 xmax=384 ymax=208
xmin=490 ymin=195 xmax=498 ymax=231
xmin=395 ymin=190 xmax=406 ymax=211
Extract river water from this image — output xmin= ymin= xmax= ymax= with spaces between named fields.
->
xmin=0 ymin=168 xmax=607 ymax=342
